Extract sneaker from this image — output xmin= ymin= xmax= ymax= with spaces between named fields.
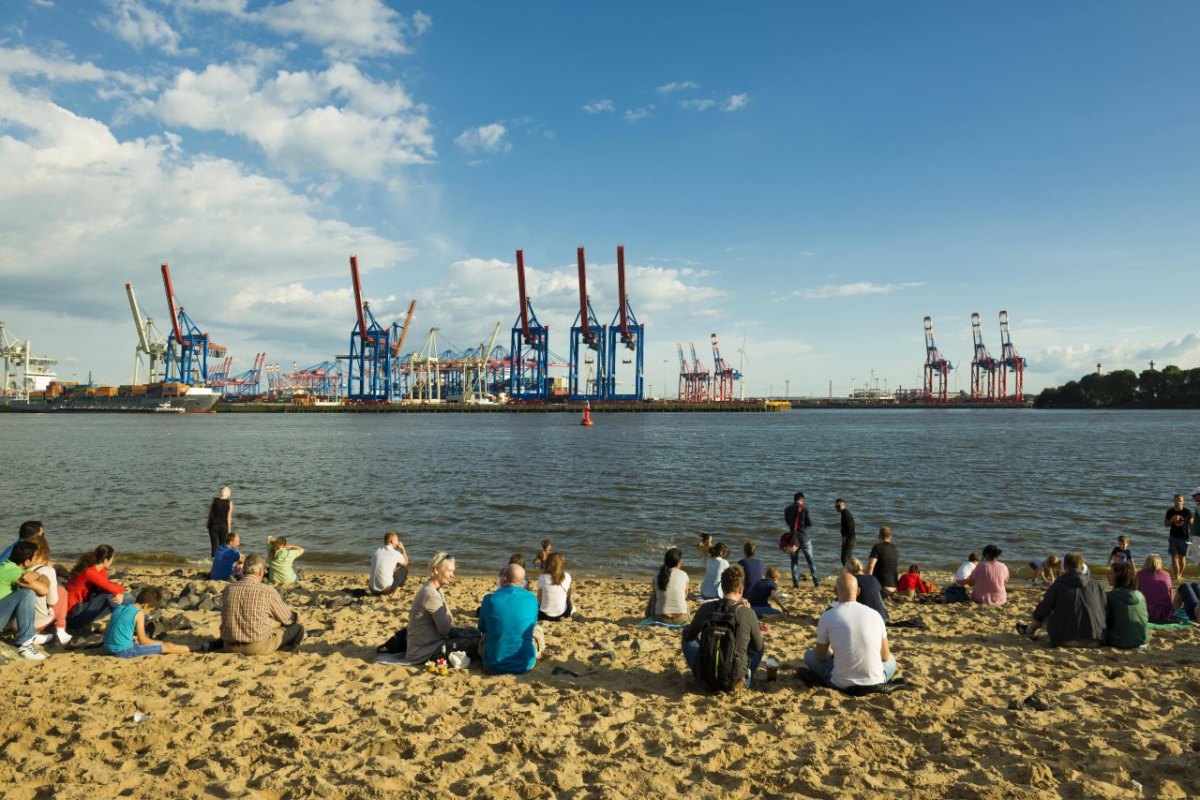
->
xmin=32 ymin=633 xmax=53 ymax=646
xmin=17 ymin=641 xmax=46 ymax=661
xmin=55 ymin=629 xmax=72 ymax=646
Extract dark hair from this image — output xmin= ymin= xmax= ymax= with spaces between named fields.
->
xmin=225 ymin=531 xmax=239 ymax=545
xmin=9 ymin=540 xmax=37 ymax=565
xmin=1110 ymin=562 xmax=1138 ymax=590
xmin=968 ymin=552 xmax=980 ymax=562
xmin=709 ymin=541 xmax=729 ymax=559
xmin=793 ymin=492 xmax=805 ymax=502
xmin=720 ymin=564 xmax=745 ymax=594
xmin=507 ymin=553 xmax=525 ymax=566
xmin=657 ymin=547 xmax=682 ymax=591
xmin=69 ymin=545 xmax=115 ymax=578
xmin=18 ymin=521 xmax=43 ymax=540
xmin=982 ymin=544 xmax=1002 ymax=561
xmin=907 ymin=563 xmax=921 ymax=573
xmin=743 ymin=541 xmax=757 ymax=557
xmin=835 ymin=498 xmax=845 ymax=506
xmin=136 ymin=586 xmax=166 ymax=608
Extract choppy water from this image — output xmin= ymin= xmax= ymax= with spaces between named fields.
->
xmin=1 ymin=409 xmax=1196 ymax=577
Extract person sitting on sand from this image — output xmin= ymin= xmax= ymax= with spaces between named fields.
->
xmin=368 ymin=531 xmax=409 ymax=596
xmin=967 ymin=544 xmax=1009 ymax=606
xmin=103 ymin=587 xmax=195 ymax=658
xmin=1029 ymin=555 xmax=1061 ymax=588
xmin=28 ymin=535 xmax=71 ymax=647
xmin=845 ymin=558 xmax=888 ymax=623
xmin=804 ymin=572 xmax=898 ymax=689
xmin=649 ymin=547 xmax=690 ymax=623
xmin=866 ymin=527 xmax=899 ymax=596
xmin=266 ymin=536 xmax=304 ymax=585
xmin=746 ymin=566 xmax=792 ymax=618
xmin=495 ymin=554 xmax=528 ymax=590
xmin=65 ymin=545 xmax=125 ymax=635
xmin=1016 ymin=552 xmax=1106 ymax=647
xmin=404 ymin=553 xmax=480 ymax=663
xmin=1105 ymin=562 xmax=1148 ymax=650
xmin=220 ymin=554 xmax=305 ymax=655
xmin=1136 ymin=554 xmax=1175 ymax=623
xmin=0 ymin=520 xmax=45 ymax=564
xmin=680 ymin=565 xmax=764 ymax=691
xmin=209 ymin=532 xmax=244 ymax=581
xmin=1175 ymin=580 xmax=1200 ymax=622
xmin=895 ymin=564 xmax=934 ymax=597
xmin=0 ymin=541 xmax=48 ymax=661
xmin=699 ymin=542 xmax=730 ymax=601
xmin=478 ymin=564 xmax=544 ymax=674
xmin=954 ymin=552 xmax=979 ymax=587
xmin=737 ymin=542 xmax=765 ymax=595
xmin=533 ymin=539 xmax=552 ymax=569
xmin=537 ymin=553 xmax=573 ymax=621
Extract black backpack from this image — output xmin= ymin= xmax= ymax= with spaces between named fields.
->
xmin=697 ymin=600 xmax=743 ymax=692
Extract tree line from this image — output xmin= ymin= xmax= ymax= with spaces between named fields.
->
xmin=1035 ymin=365 xmax=1200 ymax=408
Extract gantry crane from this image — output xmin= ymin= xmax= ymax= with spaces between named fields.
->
xmin=345 ymin=255 xmax=392 ymax=401
xmin=606 ymin=245 xmax=645 ymax=400
xmin=161 ymin=263 xmax=225 ymax=385
xmin=689 ymin=342 xmax=711 ymax=402
xmin=998 ymin=310 xmax=1026 ymax=401
xmin=0 ymin=322 xmax=57 ymax=399
xmin=569 ymin=246 xmax=608 ymax=400
xmin=125 ymin=282 xmax=168 ymax=384
xmin=969 ymin=312 xmax=997 ymax=402
xmin=464 ymin=322 xmax=501 ymax=402
xmin=509 ymin=249 xmax=550 ymax=400
xmin=923 ymin=316 xmax=952 ymax=403
xmin=710 ymin=333 xmax=739 ymax=402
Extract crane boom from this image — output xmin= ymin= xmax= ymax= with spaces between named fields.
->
xmin=160 ymin=263 xmax=184 ymax=344
xmin=516 ymin=249 xmax=532 ymax=342
xmin=125 ymin=282 xmax=151 ymax=353
xmin=483 ymin=321 xmax=501 ymax=359
xmin=576 ymin=246 xmax=591 ymax=340
xmin=391 ymin=300 xmax=417 ymax=356
xmin=616 ymin=245 xmax=630 ymax=338
xmin=349 ymin=255 xmax=374 ymax=345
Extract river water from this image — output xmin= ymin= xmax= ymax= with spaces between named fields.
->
xmin=1 ymin=409 xmax=1195 ymax=577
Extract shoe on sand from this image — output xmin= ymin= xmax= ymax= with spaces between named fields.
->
xmin=17 ymin=641 xmax=46 ymax=661
xmin=32 ymin=633 xmax=53 ymax=646
xmin=55 ymin=629 xmax=72 ymax=646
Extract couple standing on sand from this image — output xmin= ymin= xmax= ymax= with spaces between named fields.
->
xmin=781 ymin=491 xmax=857 ymax=588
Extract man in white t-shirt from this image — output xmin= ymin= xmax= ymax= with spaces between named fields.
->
xmin=804 ymin=572 xmax=897 ymax=689
xmin=368 ymin=532 xmax=409 ymax=596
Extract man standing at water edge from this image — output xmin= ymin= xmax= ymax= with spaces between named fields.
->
xmin=1164 ymin=494 xmax=1193 ymax=581
xmin=783 ymin=492 xmax=817 ymax=588
xmin=836 ymin=498 xmax=856 ymax=568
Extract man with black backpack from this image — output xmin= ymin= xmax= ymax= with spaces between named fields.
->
xmin=680 ymin=565 xmax=764 ymax=692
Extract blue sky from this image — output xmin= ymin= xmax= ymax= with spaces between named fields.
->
xmin=2 ymin=1 xmax=1199 ymax=397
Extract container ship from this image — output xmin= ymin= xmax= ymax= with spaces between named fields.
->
xmin=7 ymin=380 xmax=219 ymax=413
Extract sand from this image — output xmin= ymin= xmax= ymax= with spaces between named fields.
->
xmin=1 ymin=566 xmax=1197 ymax=800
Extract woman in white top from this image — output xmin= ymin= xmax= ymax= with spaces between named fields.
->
xmin=700 ymin=542 xmax=730 ymax=600
xmin=651 ymin=547 xmax=689 ymax=622
xmin=29 ymin=535 xmax=72 ymax=646
xmin=536 ymin=552 xmax=573 ymax=621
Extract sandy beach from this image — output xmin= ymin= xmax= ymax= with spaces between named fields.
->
xmin=1 ymin=566 xmax=1197 ymax=800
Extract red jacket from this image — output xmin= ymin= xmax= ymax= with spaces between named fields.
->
xmin=66 ymin=566 xmax=124 ymax=611
xmin=896 ymin=572 xmax=932 ymax=594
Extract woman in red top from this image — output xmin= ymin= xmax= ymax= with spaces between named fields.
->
xmin=65 ymin=545 xmax=125 ymax=635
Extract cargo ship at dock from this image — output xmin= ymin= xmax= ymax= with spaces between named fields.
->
xmin=5 ymin=380 xmax=219 ymax=413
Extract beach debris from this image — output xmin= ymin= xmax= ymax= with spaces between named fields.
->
xmin=133 ymin=711 xmax=147 ymax=723
xmin=447 ymin=651 xmax=471 ymax=669
xmin=551 ymin=666 xmax=580 ymax=678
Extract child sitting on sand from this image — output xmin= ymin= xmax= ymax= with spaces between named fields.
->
xmin=1029 ymin=555 xmax=1061 ymax=587
xmin=745 ymin=567 xmax=792 ymax=618
xmin=895 ymin=564 xmax=935 ymax=596
xmin=102 ymin=587 xmax=194 ymax=658
xmin=267 ymin=536 xmax=304 ymax=585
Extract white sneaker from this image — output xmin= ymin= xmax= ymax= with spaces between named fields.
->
xmin=55 ymin=629 xmax=72 ymax=645
xmin=32 ymin=633 xmax=53 ymax=645
xmin=17 ymin=641 xmax=46 ymax=661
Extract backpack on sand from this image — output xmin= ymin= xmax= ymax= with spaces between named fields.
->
xmin=697 ymin=600 xmax=743 ymax=692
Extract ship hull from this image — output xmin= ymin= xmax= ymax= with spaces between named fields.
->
xmin=5 ymin=388 xmax=219 ymax=413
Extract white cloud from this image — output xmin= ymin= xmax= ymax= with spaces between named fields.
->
xmin=678 ymin=98 xmax=716 ymax=112
xmin=455 ymin=123 xmax=509 ymax=155
xmin=723 ymin=92 xmax=750 ymax=112
xmin=0 ymin=46 xmax=144 ymax=87
xmin=657 ymin=81 xmax=698 ymax=94
xmin=583 ymin=99 xmax=614 ymax=114
xmin=412 ymin=10 xmax=432 ymax=36
xmin=622 ymin=106 xmax=653 ymax=123
xmin=794 ymin=281 xmax=924 ymax=300
xmin=150 ymin=61 xmax=433 ymax=179
xmin=1036 ymin=332 xmax=1200 ymax=378
xmin=252 ymin=0 xmax=417 ymax=56
xmin=101 ymin=0 xmax=182 ymax=54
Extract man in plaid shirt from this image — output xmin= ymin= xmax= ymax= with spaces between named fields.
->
xmin=220 ymin=554 xmax=304 ymax=655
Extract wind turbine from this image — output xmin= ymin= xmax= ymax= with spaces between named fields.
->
xmin=736 ymin=332 xmax=748 ymax=400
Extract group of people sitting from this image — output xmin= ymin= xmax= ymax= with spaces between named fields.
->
xmin=208 ymin=532 xmax=304 ymax=585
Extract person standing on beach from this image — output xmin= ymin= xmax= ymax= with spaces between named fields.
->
xmin=835 ymin=498 xmax=856 ymax=568
xmin=783 ymin=492 xmax=817 ymax=588
xmin=866 ymin=527 xmax=900 ymax=596
xmin=1164 ymin=494 xmax=1192 ymax=581
xmin=219 ymin=554 xmax=304 ymax=655
xmin=206 ymin=487 xmax=233 ymax=558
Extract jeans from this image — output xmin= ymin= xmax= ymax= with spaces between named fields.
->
xmin=751 ymin=606 xmax=782 ymax=618
xmin=803 ymin=647 xmax=897 ymax=688
xmin=681 ymin=639 xmax=765 ymax=688
xmin=1180 ymin=582 xmax=1200 ymax=621
xmin=0 ymin=588 xmax=36 ymax=646
xmin=66 ymin=592 xmax=120 ymax=635
xmin=790 ymin=538 xmax=817 ymax=586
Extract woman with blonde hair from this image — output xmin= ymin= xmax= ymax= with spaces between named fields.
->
xmin=29 ymin=536 xmax=71 ymax=646
xmin=537 ymin=552 xmax=573 ymax=621
xmin=401 ymin=553 xmax=480 ymax=662
xmin=1137 ymin=554 xmax=1175 ymax=623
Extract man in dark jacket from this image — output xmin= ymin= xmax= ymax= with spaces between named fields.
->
xmin=681 ymin=565 xmax=764 ymax=691
xmin=783 ymin=491 xmax=816 ymax=588
xmin=1017 ymin=552 xmax=1106 ymax=646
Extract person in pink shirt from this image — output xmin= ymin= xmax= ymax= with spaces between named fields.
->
xmin=968 ymin=544 xmax=1009 ymax=606
xmin=1136 ymin=553 xmax=1175 ymax=623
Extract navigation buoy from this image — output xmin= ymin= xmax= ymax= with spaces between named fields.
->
xmin=581 ymin=400 xmax=594 ymax=426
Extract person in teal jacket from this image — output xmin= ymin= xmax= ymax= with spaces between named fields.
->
xmin=478 ymin=564 xmax=543 ymax=674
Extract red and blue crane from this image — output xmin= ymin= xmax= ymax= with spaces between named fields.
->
xmin=998 ymin=309 xmax=1026 ymax=400
xmin=923 ymin=315 xmax=952 ymax=403
xmin=345 ymin=254 xmax=392 ymax=402
xmin=710 ymin=332 xmax=739 ymax=402
xmin=509 ymin=249 xmax=550 ymax=401
xmin=605 ymin=245 xmax=645 ymax=400
xmin=568 ymin=246 xmax=608 ymax=400
xmin=160 ymin=262 xmax=225 ymax=385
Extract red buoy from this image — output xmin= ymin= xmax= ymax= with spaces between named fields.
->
xmin=581 ymin=400 xmax=594 ymax=426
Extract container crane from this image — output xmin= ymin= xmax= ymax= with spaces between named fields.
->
xmin=710 ymin=333 xmax=739 ymax=402
xmin=0 ymin=322 xmax=57 ymax=399
xmin=676 ymin=344 xmax=694 ymax=401
xmin=387 ymin=299 xmax=416 ymax=399
xmin=226 ymin=352 xmax=266 ymax=397
xmin=345 ymin=255 xmax=392 ymax=401
xmin=969 ymin=312 xmax=997 ymax=402
xmin=409 ymin=327 xmax=441 ymax=401
xmin=689 ymin=342 xmax=711 ymax=402
xmin=605 ymin=245 xmax=646 ymax=400
xmin=998 ymin=310 xmax=1026 ymax=401
xmin=568 ymin=246 xmax=608 ymax=400
xmin=509 ymin=249 xmax=550 ymax=400
xmin=923 ymin=316 xmax=952 ymax=403
xmin=161 ymin=263 xmax=225 ymax=386
xmin=124 ymin=282 xmax=168 ymax=384
xmin=465 ymin=322 xmax=501 ymax=402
